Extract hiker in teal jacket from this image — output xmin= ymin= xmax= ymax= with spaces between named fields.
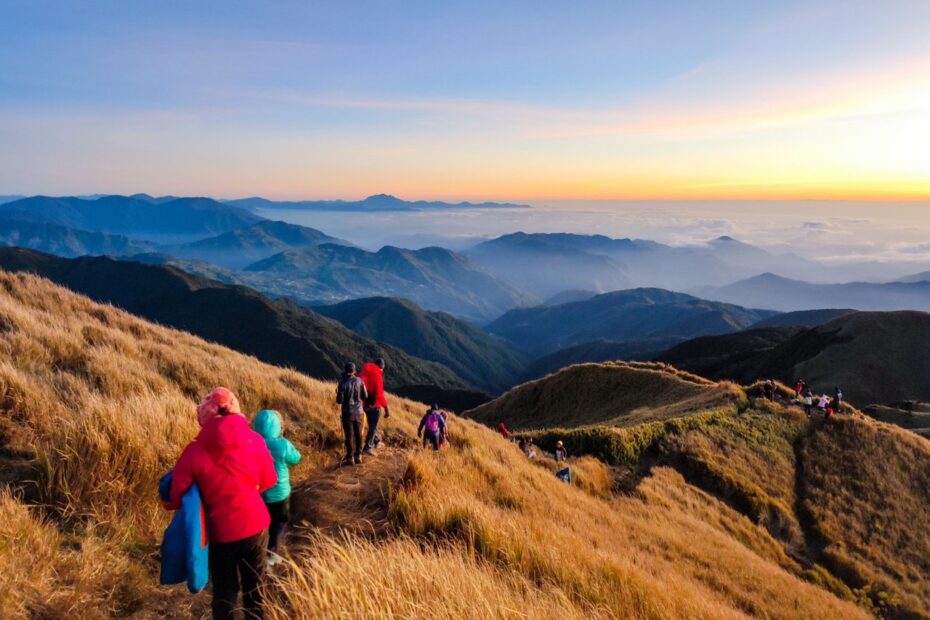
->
xmin=252 ymin=409 xmax=302 ymax=555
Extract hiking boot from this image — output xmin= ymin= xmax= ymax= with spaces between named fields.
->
xmin=353 ymin=455 xmax=362 ymax=465
xmin=362 ymin=447 xmax=375 ymax=456
xmin=340 ymin=456 xmax=353 ymax=467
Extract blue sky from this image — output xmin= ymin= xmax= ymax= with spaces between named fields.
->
xmin=1 ymin=1 xmax=929 ymax=199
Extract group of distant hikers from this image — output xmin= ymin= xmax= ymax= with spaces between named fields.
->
xmin=760 ymin=378 xmax=844 ymax=418
xmin=336 ymin=358 xmax=450 ymax=460
xmin=498 ymin=423 xmax=572 ymax=481
xmin=159 ymin=356 xmax=452 ymax=619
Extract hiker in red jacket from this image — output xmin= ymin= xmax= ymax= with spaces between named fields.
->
xmin=359 ymin=358 xmax=390 ymax=455
xmin=168 ymin=387 xmax=277 ymax=620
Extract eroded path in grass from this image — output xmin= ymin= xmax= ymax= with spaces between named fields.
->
xmin=288 ymin=446 xmax=410 ymax=539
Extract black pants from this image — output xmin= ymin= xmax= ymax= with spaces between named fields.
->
xmin=342 ymin=415 xmax=363 ymax=459
xmin=364 ymin=407 xmax=382 ymax=450
xmin=266 ymin=499 xmax=289 ymax=552
xmin=209 ymin=531 xmax=267 ymax=620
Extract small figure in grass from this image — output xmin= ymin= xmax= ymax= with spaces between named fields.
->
xmin=417 ymin=404 xmax=446 ymax=451
xmin=554 ymin=440 xmax=568 ymax=463
xmin=803 ymin=388 xmax=814 ymax=417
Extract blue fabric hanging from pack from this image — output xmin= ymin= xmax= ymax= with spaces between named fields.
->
xmin=158 ymin=470 xmax=210 ymax=593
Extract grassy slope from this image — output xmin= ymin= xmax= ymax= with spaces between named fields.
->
xmin=466 ymin=361 xmax=742 ymax=430
xmin=473 ymin=363 xmax=930 ymax=618
xmin=0 ymin=272 xmax=867 ymax=619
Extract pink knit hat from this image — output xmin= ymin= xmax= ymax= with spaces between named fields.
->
xmin=196 ymin=387 xmax=242 ymax=427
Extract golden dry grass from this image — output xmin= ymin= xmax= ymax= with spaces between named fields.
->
xmin=0 ymin=271 xmax=892 ymax=619
xmin=802 ymin=416 xmax=930 ymax=617
xmin=466 ymin=361 xmax=743 ymax=431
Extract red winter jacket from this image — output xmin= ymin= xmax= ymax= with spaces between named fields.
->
xmin=168 ymin=414 xmax=277 ymax=544
xmin=359 ymin=363 xmax=389 ymax=409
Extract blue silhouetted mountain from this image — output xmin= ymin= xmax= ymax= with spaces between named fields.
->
xmin=0 ymin=219 xmax=156 ymax=257
xmin=692 ymin=272 xmax=930 ymax=312
xmin=487 ymin=288 xmax=777 ymax=355
xmin=0 ymin=195 xmax=261 ymax=242
xmin=241 ymin=244 xmax=535 ymax=322
xmin=466 ymin=232 xmax=826 ymax=297
xmin=163 ymin=220 xmax=352 ymax=269
xmin=224 ymin=193 xmax=530 ymax=211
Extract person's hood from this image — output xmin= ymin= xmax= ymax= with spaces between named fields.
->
xmin=198 ymin=414 xmax=252 ymax=455
xmin=361 ymin=362 xmax=383 ymax=377
xmin=252 ymin=409 xmax=282 ymax=440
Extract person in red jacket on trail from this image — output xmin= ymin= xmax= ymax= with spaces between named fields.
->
xmin=359 ymin=357 xmax=390 ymax=455
xmin=168 ymin=387 xmax=277 ymax=620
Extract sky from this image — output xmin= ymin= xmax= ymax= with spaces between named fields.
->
xmin=1 ymin=0 xmax=929 ymax=201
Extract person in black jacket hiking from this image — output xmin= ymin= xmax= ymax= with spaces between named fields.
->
xmin=336 ymin=362 xmax=369 ymax=466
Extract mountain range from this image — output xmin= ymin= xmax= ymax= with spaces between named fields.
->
xmin=656 ymin=310 xmax=930 ymax=405
xmin=693 ymin=272 xmax=930 ymax=312
xmin=225 ymin=193 xmax=530 ymax=211
xmin=487 ymin=288 xmax=776 ymax=355
xmin=0 ymin=195 xmax=532 ymax=321
xmin=466 ymin=232 xmax=829 ymax=297
xmin=0 ymin=195 xmax=260 ymax=242
xmin=161 ymin=220 xmax=351 ymax=269
xmin=239 ymin=243 xmax=533 ymax=321
xmin=315 ymin=296 xmax=526 ymax=394
xmin=0 ymin=248 xmax=465 ymax=391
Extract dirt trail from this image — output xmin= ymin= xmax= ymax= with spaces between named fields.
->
xmin=288 ymin=446 xmax=409 ymax=539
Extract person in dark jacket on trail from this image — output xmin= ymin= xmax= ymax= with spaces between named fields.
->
xmin=336 ymin=363 xmax=369 ymax=466
xmin=417 ymin=405 xmax=445 ymax=451
xmin=359 ymin=358 xmax=389 ymax=455
xmin=168 ymin=387 xmax=277 ymax=620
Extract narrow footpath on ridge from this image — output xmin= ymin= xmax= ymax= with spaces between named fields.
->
xmin=288 ymin=445 xmax=411 ymax=539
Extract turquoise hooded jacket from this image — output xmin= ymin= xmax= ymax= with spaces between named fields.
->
xmin=252 ymin=409 xmax=302 ymax=503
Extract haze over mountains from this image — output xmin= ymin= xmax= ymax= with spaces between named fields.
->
xmin=4 ymin=192 xmax=930 ymax=413
xmin=695 ymin=272 xmax=930 ymax=312
xmin=466 ymin=232 xmax=831 ymax=297
xmin=487 ymin=288 xmax=776 ymax=355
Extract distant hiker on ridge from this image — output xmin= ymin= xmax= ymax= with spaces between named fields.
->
xmin=803 ymin=388 xmax=814 ymax=417
xmin=359 ymin=357 xmax=389 ymax=455
xmin=794 ymin=379 xmax=806 ymax=399
xmin=167 ymin=387 xmax=277 ymax=620
xmin=417 ymin=404 xmax=445 ymax=451
xmin=251 ymin=409 xmax=302 ymax=562
xmin=554 ymin=440 xmax=568 ymax=462
xmin=336 ymin=363 xmax=369 ymax=466
xmin=498 ymin=422 xmax=510 ymax=440
xmin=763 ymin=379 xmax=775 ymax=402
xmin=833 ymin=386 xmax=843 ymax=412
